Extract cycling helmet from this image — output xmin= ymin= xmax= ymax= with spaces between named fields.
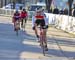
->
xmin=35 ymin=8 xmax=41 ymax=13
xmin=22 ymin=8 xmax=26 ymax=11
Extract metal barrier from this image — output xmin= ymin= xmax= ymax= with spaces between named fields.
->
xmin=46 ymin=13 xmax=75 ymax=35
xmin=0 ymin=8 xmax=15 ymax=17
xmin=0 ymin=9 xmax=75 ymax=34
xmin=0 ymin=8 xmax=32 ymax=20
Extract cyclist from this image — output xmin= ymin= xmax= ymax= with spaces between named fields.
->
xmin=32 ymin=8 xmax=48 ymax=51
xmin=20 ymin=8 xmax=28 ymax=28
xmin=12 ymin=10 xmax=20 ymax=31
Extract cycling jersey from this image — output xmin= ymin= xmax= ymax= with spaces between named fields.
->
xmin=12 ymin=12 xmax=20 ymax=23
xmin=32 ymin=14 xmax=48 ymax=27
xmin=35 ymin=15 xmax=44 ymax=20
xmin=20 ymin=11 xmax=28 ymax=18
xmin=13 ymin=13 xmax=20 ymax=20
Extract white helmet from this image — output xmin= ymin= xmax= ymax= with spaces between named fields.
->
xmin=35 ymin=8 xmax=42 ymax=12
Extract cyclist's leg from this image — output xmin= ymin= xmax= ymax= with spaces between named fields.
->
xmin=34 ymin=20 xmax=40 ymax=38
xmin=25 ymin=18 xmax=27 ymax=23
xmin=13 ymin=19 xmax=16 ymax=30
xmin=41 ymin=19 xmax=48 ymax=50
xmin=34 ymin=23 xmax=39 ymax=38
xmin=14 ymin=21 xmax=17 ymax=34
xmin=14 ymin=21 xmax=17 ymax=31
xmin=18 ymin=20 xmax=20 ymax=30
xmin=42 ymin=29 xmax=48 ymax=51
xmin=43 ymin=29 xmax=47 ymax=46
xmin=21 ymin=18 xmax=23 ymax=28
xmin=24 ymin=18 xmax=27 ymax=29
xmin=40 ymin=29 xmax=44 ymax=45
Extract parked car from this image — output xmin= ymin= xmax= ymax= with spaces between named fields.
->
xmin=28 ymin=2 xmax=46 ymax=18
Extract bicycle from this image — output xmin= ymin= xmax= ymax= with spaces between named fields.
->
xmin=39 ymin=26 xmax=48 ymax=56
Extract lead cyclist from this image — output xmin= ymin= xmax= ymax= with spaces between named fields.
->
xmin=32 ymin=8 xmax=49 ymax=51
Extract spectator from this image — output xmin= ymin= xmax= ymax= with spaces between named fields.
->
xmin=59 ymin=9 xmax=63 ymax=14
xmin=63 ymin=8 xmax=68 ymax=15
xmin=53 ymin=7 xmax=59 ymax=14
xmin=72 ymin=4 xmax=75 ymax=16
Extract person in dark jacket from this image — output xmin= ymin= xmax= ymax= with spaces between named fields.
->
xmin=53 ymin=7 xmax=59 ymax=14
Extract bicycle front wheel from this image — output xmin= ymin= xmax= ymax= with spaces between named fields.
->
xmin=42 ymin=41 xmax=45 ymax=56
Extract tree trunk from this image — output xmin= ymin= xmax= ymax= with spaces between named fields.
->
xmin=68 ymin=0 xmax=73 ymax=15
xmin=13 ymin=0 xmax=17 ymax=9
xmin=13 ymin=1 xmax=15 ymax=9
xmin=45 ymin=0 xmax=52 ymax=13
xmin=1 ymin=0 xmax=3 ymax=8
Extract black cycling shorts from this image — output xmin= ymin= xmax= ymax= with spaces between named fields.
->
xmin=35 ymin=19 xmax=46 ymax=29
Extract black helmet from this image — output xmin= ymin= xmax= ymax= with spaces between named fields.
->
xmin=23 ymin=8 xmax=26 ymax=11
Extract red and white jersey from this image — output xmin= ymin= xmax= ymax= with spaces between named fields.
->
xmin=20 ymin=11 xmax=28 ymax=18
xmin=32 ymin=13 xmax=49 ymax=27
xmin=35 ymin=15 xmax=44 ymax=20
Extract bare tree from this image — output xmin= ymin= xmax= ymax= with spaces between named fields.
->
xmin=12 ymin=0 xmax=17 ymax=9
xmin=45 ymin=0 xmax=52 ymax=13
xmin=1 ymin=0 xmax=3 ymax=8
xmin=68 ymin=0 xmax=73 ymax=15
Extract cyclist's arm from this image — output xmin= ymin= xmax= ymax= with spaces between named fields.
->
xmin=32 ymin=15 xmax=36 ymax=27
xmin=44 ymin=15 xmax=49 ymax=26
xmin=72 ymin=9 xmax=74 ymax=16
